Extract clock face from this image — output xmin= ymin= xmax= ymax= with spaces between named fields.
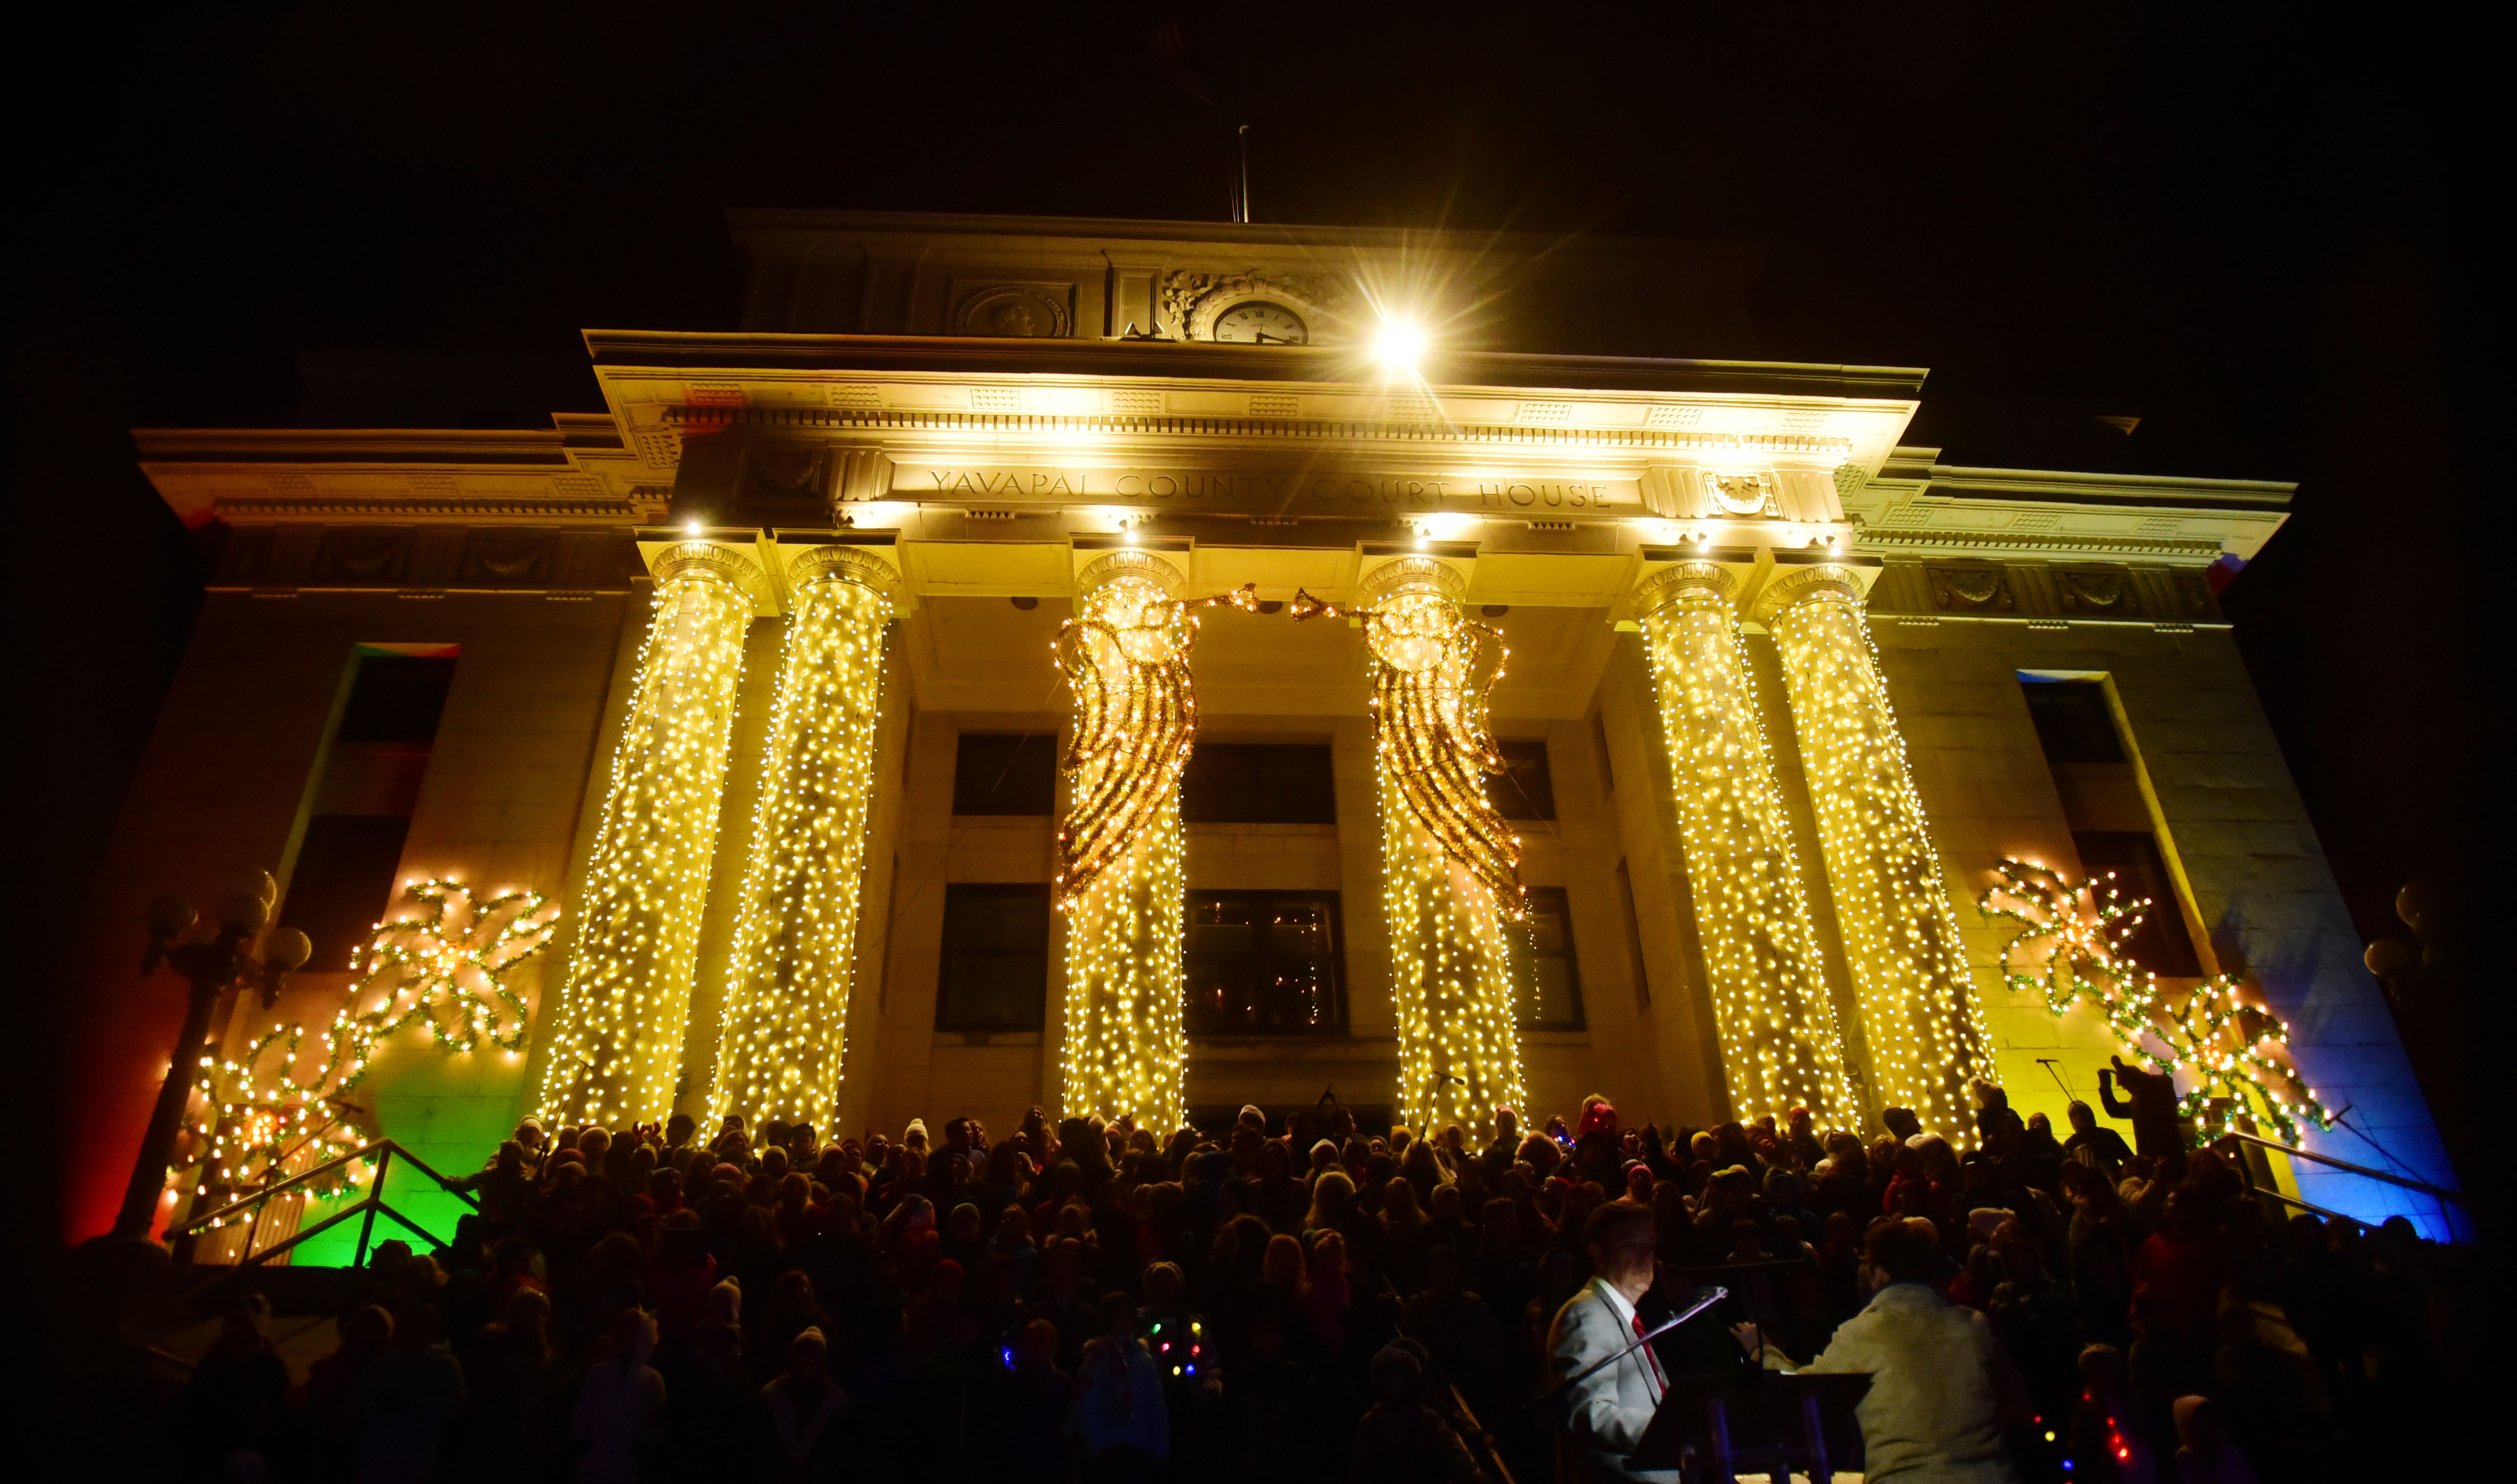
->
xmin=1211 ymin=301 xmax=1308 ymax=345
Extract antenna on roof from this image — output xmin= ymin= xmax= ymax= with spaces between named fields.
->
xmin=1234 ymin=123 xmax=1251 ymax=224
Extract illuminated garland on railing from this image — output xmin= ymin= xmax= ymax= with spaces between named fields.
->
xmin=1297 ymin=562 xmax=1527 ymax=1138
xmin=538 ymin=548 xmax=758 ymax=1129
xmin=1762 ymin=567 xmax=1995 ymax=1138
xmin=710 ymin=551 xmax=893 ymax=1132
xmin=177 ymin=879 xmax=560 ymax=1222
xmin=1979 ymin=857 xmax=2331 ymax=1144
xmin=1055 ymin=556 xmax=1255 ymax=1129
xmin=1636 ymin=566 xmax=1859 ymax=1123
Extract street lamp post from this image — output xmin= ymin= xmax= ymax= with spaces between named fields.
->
xmin=112 ymin=872 xmax=312 ymax=1242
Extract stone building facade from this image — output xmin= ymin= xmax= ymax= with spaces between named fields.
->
xmin=67 ymin=213 xmax=2453 ymax=1246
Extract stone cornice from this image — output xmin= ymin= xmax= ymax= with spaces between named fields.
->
xmin=657 ymin=402 xmax=1862 ymax=460
xmin=583 ymin=329 xmax=1930 ymax=401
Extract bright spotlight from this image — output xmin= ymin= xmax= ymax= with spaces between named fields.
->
xmin=1374 ymin=318 xmax=1426 ymax=373
xmin=684 ymin=520 xmax=703 ymax=537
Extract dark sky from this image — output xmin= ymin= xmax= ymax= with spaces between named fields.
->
xmin=19 ymin=4 xmax=2491 ymax=1204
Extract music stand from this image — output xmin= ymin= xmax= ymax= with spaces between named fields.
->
xmin=1633 ymin=1370 xmax=1870 ymax=1484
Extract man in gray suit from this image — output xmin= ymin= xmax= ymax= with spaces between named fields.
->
xmin=1545 ymin=1200 xmax=1754 ymax=1482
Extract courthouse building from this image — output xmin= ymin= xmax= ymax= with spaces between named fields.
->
xmin=69 ymin=212 xmax=2452 ymax=1245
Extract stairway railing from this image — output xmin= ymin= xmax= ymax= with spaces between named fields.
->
xmin=170 ymin=1138 xmax=480 ymax=1276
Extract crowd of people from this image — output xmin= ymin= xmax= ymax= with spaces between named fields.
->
xmin=168 ymin=1076 xmax=2478 ymax=1483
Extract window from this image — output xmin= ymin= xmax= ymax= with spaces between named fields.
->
xmin=279 ymin=815 xmax=414 ymax=971
xmin=337 ymin=655 xmax=457 ymax=743
xmin=1184 ymin=891 xmax=1345 ymax=1036
xmin=952 ymin=733 xmax=1057 ymax=816
xmin=934 ymin=884 xmax=1052 ymax=1031
xmin=2072 ymin=832 xmax=2202 ymax=976
xmin=1615 ymin=859 xmax=1649 ymax=1011
xmin=1511 ymin=886 xmax=1585 ymax=1030
xmin=277 ymin=648 xmax=457 ymax=971
xmin=2021 ymin=678 xmax=2125 ymax=765
xmin=1182 ymin=743 xmax=1336 ymax=824
xmin=1493 ymin=738 xmax=1556 ymax=821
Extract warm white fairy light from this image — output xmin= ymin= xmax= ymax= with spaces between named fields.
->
xmin=177 ymin=879 xmax=560 ymax=1224
xmin=1636 ymin=565 xmax=1859 ymax=1124
xmin=1348 ymin=558 xmax=1527 ymax=1139
xmin=1980 ymin=857 xmax=2331 ymax=1144
xmin=1762 ymin=566 xmax=1995 ymax=1137
xmin=1055 ymin=555 xmax=1253 ymax=1130
xmin=538 ymin=544 xmax=760 ymax=1129
xmin=710 ymin=549 xmax=894 ymax=1132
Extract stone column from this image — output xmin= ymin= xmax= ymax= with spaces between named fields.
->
xmin=1363 ymin=558 xmax=1527 ymax=1138
xmin=709 ymin=547 xmax=896 ymax=1134
xmin=1635 ymin=564 xmax=1859 ymax=1124
xmin=1758 ymin=563 xmax=1995 ymax=1136
xmin=537 ymin=541 xmax=762 ymax=1129
xmin=1055 ymin=552 xmax=1198 ymax=1131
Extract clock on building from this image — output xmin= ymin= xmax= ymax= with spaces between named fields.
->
xmin=1210 ymin=302 xmax=1308 ymax=344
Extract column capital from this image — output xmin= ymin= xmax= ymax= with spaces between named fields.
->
xmin=647 ymin=537 xmax=771 ymax=603
xmin=784 ymin=543 xmax=899 ymax=601
xmin=1748 ymin=559 xmax=1877 ymax=624
xmin=1076 ymin=548 xmax=1187 ymax=600
xmin=1635 ymin=560 xmax=1739 ymax=615
xmin=1360 ymin=554 xmax=1465 ymax=605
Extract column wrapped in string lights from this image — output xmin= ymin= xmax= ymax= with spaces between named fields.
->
xmin=537 ymin=541 xmax=761 ymax=1129
xmin=1353 ymin=557 xmax=1527 ymax=1139
xmin=1054 ymin=552 xmax=1207 ymax=1132
xmin=1635 ymin=564 xmax=1859 ymax=1123
xmin=1759 ymin=563 xmax=1995 ymax=1136
xmin=709 ymin=546 xmax=896 ymax=1133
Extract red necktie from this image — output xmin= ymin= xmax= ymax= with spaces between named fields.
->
xmin=1632 ymin=1311 xmax=1667 ymax=1399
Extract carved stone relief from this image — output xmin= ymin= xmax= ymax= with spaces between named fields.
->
xmin=316 ymin=530 xmax=410 ymax=583
xmin=2056 ymin=568 xmax=2138 ymax=615
xmin=744 ymin=446 xmax=829 ymax=505
xmin=1702 ymin=470 xmax=1778 ymax=516
xmin=1924 ymin=563 xmax=2015 ymax=612
xmin=1160 ymin=269 xmax=1350 ymax=340
xmin=952 ymin=282 xmax=1075 ymax=339
xmin=459 ymin=533 xmax=555 ymax=585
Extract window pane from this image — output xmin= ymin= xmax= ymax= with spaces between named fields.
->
xmin=953 ymin=733 xmax=1057 ymax=816
xmin=337 ymin=656 xmax=457 ymax=744
xmin=1510 ymin=886 xmax=1585 ymax=1029
xmin=2021 ymin=680 xmax=2125 ymax=765
xmin=1182 ymin=743 xmax=1336 ymax=823
xmin=1184 ymin=891 xmax=1344 ymax=1036
xmin=2071 ymin=831 xmax=2202 ymax=976
xmin=1493 ymin=739 xmax=1556 ymax=821
xmin=936 ymin=884 xmax=1050 ymax=1030
xmin=279 ymin=815 xmax=413 ymax=971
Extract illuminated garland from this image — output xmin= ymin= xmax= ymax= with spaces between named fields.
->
xmin=1636 ymin=566 xmax=1859 ymax=1123
xmin=1055 ymin=556 xmax=1253 ymax=1129
xmin=1300 ymin=561 xmax=1527 ymax=1138
xmin=1979 ymin=857 xmax=2332 ymax=1144
xmin=710 ymin=551 xmax=894 ymax=1132
xmin=179 ymin=880 xmax=560 ymax=1223
xmin=1762 ymin=567 xmax=1995 ymax=1137
xmin=538 ymin=546 xmax=759 ymax=1129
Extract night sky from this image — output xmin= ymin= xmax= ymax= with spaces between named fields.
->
xmin=20 ymin=5 xmax=2491 ymax=1231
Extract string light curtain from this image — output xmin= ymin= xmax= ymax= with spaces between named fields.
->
xmin=538 ymin=542 xmax=760 ymax=1129
xmin=1761 ymin=565 xmax=1995 ymax=1136
xmin=1358 ymin=558 xmax=1527 ymax=1140
xmin=1636 ymin=565 xmax=1859 ymax=1124
xmin=1055 ymin=552 xmax=1207 ymax=1132
xmin=710 ymin=548 xmax=895 ymax=1134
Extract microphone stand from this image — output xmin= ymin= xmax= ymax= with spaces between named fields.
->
xmin=1513 ymin=1285 xmax=1729 ymax=1416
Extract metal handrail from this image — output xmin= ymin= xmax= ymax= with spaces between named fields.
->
xmin=2222 ymin=1131 xmax=2465 ymax=1206
xmin=172 ymin=1138 xmax=482 ymax=1293
xmin=2238 ymin=1182 xmax=2360 ymax=1224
